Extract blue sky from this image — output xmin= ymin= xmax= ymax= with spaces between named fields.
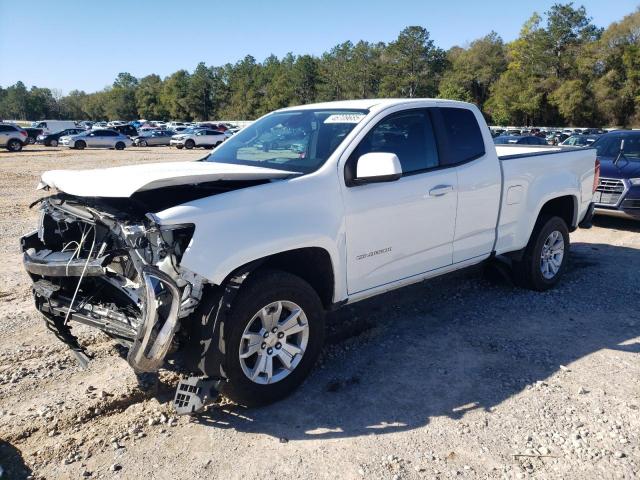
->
xmin=1 ymin=0 xmax=637 ymax=93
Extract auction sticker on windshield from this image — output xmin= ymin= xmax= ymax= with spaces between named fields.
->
xmin=324 ymin=113 xmax=366 ymax=124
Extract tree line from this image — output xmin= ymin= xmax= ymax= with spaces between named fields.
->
xmin=1 ymin=4 xmax=638 ymax=127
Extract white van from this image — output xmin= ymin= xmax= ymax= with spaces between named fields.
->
xmin=32 ymin=120 xmax=77 ymax=135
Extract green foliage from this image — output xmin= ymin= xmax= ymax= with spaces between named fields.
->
xmin=0 ymin=5 xmax=639 ymax=127
xmin=438 ymin=32 xmax=507 ymax=109
xmin=135 ymin=74 xmax=167 ymax=120
xmin=379 ymin=26 xmax=446 ymax=98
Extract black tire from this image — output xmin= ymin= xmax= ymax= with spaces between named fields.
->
xmin=75 ymin=140 xmax=86 ymax=150
xmin=138 ymin=139 xmax=148 ymax=147
xmin=49 ymin=139 xmax=58 ymax=147
xmin=27 ymin=137 xmax=35 ymax=144
xmin=115 ymin=141 xmax=125 ymax=150
xmin=214 ymin=141 xmax=222 ymax=147
xmin=6 ymin=139 xmax=22 ymax=152
xmin=206 ymin=269 xmax=325 ymax=407
xmin=184 ymin=139 xmax=195 ymax=150
xmin=175 ymin=144 xmax=183 ymax=150
xmin=512 ymin=215 xmax=570 ymax=291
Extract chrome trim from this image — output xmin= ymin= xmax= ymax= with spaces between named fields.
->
xmin=594 ymin=207 xmax=640 ymax=220
xmin=127 ymin=267 xmax=181 ymax=372
xmin=594 ymin=177 xmax=629 ymax=208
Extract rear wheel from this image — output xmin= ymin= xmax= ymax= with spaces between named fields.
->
xmin=513 ymin=215 xmax=569 ymax=291
xmin=75 ymin=140 xmax=86 ymax=150
xmin=115 ymin=141 xmax=125 ymax=150
xmin=49 ymin=139 xmax=58 ymax=147
xmin=185 ymin=139 xmax=195 ymax=150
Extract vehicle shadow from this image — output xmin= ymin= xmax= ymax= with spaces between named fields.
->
xmin=0 ymin=440 xmax=33 ymax=479
xmin=194 ymin=242 xmax=640 ymax=441
xmin=593 ymin=215 xmax=640 ymax=233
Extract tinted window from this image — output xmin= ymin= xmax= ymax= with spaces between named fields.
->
xmin=0 ymin=125 xmax=16 ymax=132
xmin=593 ymin=134 xmax=640 ymax=159
xmin=433 ymin=108 xmax=485 ymax=165
xmin=105 ymin=130 xmax=118 ymax=136
xmin=352 ymin=110 xmax=439 ymax=174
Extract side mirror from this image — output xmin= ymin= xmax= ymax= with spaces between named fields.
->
xmin=354 ymin=152 xmax=403 ymax=184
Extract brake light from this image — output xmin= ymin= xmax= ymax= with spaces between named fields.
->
xmin=19 ymin=130 xmax=27 ymax=137
xmin=592 ymin=158 xmax=600 ymax=193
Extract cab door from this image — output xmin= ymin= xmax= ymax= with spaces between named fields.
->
xmin=342 ymin=109 xmax=458 ymax=295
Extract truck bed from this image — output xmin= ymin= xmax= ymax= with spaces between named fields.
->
xmin=493 ymin=145 xmax=597 ymax=256
xmin=496 ymin=144 xmax=566 ymax=159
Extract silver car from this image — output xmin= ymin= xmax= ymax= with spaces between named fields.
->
xmin=60 ymin=129 xmax=133 ymax=150
xmin=133 ymin=130 xmax=173 ymax=147
xmin=0 ymin=123 xmax=28 ymax=151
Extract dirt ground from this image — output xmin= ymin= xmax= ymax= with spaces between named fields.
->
xmin=0 ymin=146 xmax=638 ymax=480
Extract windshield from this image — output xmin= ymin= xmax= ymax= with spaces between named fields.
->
xmin=592 ymin=134 xmax=640 ymax=160
xmin=203 ymin=109 xmax=368 ymax=173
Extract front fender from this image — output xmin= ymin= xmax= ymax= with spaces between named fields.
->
xmin=155 ymin=173 xmax=346 ymax=300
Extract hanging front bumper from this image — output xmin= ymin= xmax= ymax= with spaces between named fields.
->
xmin=127 ymin=267 xmax=181 ymax=372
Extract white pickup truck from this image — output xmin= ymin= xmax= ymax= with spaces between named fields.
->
xmin=21 ymin=99 xmax=598 ymax=412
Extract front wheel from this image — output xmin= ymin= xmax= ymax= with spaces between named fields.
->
xmin=216 ymin=270 xmax=325 ymax=406
xmin=513 ymin=215 xmax=569 ymax=291
xmin=184 ymin=139 xmax=195 ymax=150
xmin=138 ymin=139 xmax=147 ymax=147
xmin=49 ymin=139 xmax=58 ymax=147
xmin=74 ymin=140 xmax=86 ymax=150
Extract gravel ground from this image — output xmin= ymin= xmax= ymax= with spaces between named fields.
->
xmin=0 ymin=146 xmax=638 ymax=480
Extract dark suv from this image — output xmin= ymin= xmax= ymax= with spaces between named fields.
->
xmin=592 ymin=130 xmax=640 ymax=220
xmin=24 ymin=128 xmax=43 ymax=144
xmin=111 ymin=124 xmax=138 ymax=137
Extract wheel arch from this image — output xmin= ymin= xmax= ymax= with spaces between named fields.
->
xmin=537 ymin=195 xmax=578 ymax=231
xmin=219 ymin=247 xmax=336 ymax=310
xmin=504 ymin=194 xmax=578 ymax=262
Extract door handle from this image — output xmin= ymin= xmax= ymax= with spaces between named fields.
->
xmin=428 ymin=185 xmax=455 ymax=197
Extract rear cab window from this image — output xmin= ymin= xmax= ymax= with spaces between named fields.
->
xmin=431 ymin=107 xmax=485 ymax=166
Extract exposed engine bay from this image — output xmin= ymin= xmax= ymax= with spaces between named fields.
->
xmin=21 ymin=192 xmax=207 ymax=372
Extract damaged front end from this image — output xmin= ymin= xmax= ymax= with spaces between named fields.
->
xmin=21 ymin=195 xmax=205 ymax=372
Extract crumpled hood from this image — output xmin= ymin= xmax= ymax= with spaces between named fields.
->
xmin=39 ymin=161 xmax=297 ymax=198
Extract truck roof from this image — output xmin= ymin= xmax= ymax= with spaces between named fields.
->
xmin=278 ymin=98 xmax=473 ymax=112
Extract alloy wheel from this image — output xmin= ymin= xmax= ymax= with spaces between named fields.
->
xmin=540 ymin=230 xmax=564 ymax=279
xmin=238 ymin=300 xmax=309 ymax=385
